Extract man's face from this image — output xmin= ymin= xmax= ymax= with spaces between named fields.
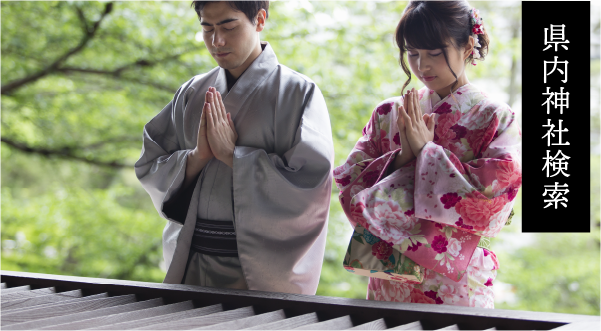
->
xmin=200 ymin=2 xmax=264 ymax=77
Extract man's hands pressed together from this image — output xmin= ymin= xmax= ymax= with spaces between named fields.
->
xmin=205 ymin=87 xmax=238 ymax=168
xmin=184 ymin=87 xmax=238 ymax=188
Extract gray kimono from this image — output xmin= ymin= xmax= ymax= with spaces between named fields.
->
xmin=135 ymin=42 xmax=334 ymax=295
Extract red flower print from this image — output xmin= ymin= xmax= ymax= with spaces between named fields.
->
xmin=372 ymin=240 xmax=393 ymax=260
xmin=450 ymin=124 xmax=467 ymax=139
xmin=496 ymin=160 xmax=522 ymax=189
xmin=404 ymin=208 xmax=415 ymax=217
xmin=484 ymin=278 xmax=493 ymax=286
xmin=434 ymin=102 xmax=452 ymax=114
xmin=435 ymin=223 xmax=444 ymax=229
xmin=431 ymin=235 xmax=448 ymax=253
xmin=440 ymin=192 xmax=462 ymax=209
xmin=424 ymin=290 xmax=437 ymax=300
xmin=407 ymin=241 xmax=422 ymax=252
xmin=466 ymin=128 xmax=486 ymax=151
xmin=350 ymin=201 xmax=366 ymax=221
xmin=393 ymin=132 xmax=400 ymax=146
xmin=425 ymin=290 xmax=444 ymax=303
xmin=455 ymin=194 xmax=507 ymax=231
xmin=410 ymin=288 xmax=436 ymax=304
xmin=335 ymin=175 xmax=352 ymax=187
xmin=507 ymin=188 xmax=518 ymax=201
xmin=362 ymin=170 xmax=380 ymax=188
xmin=377 ymin=102 xmax=392 ymax=115
xmin=455 ymin=217 xmax=474 ymax=230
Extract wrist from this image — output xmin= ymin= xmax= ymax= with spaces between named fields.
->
xmin=191 ymin=148 xmax=212 ymax=164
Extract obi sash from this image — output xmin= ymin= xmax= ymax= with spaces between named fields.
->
xmin=191 ymin=219 xmax=238 ymax=257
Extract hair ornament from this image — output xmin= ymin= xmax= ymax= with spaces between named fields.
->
xmin=469 ymin=8 xmax=484 ymax=66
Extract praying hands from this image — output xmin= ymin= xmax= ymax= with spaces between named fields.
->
xmin=204 ymin=87 xmax=238 ymax=168
xmin=184 ymin=87 xmax=238 ymax=187
xmin=391 ymin=88 xmax=435 ymax=171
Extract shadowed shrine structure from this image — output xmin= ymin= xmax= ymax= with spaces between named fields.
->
xmin=0 ymin=271 xmax=599 ymax=330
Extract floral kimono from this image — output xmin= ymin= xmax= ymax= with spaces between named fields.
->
xmin=333 ymin=84 xmax=522 ymax=308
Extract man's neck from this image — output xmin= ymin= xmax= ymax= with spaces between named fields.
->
xmin=228 ymin=42 xmax=265 ymax=79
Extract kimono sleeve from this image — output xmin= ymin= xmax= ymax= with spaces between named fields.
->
xmin=414 ymin=103 xmax=522 ymax=238
xmin=232 ymin=83 xmax=334 ymax=294
xmin=333 ymin=102 xmax=404 ymax=225
xmin=134 ymin=84 xmax=194 ymax=222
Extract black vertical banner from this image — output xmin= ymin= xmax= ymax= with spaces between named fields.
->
xmin=522 ymin=1 xmax=590 ymax=232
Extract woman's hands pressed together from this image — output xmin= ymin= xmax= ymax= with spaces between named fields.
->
xmin=391 ymin=88 xmax=435 ymax=171
xmin=399 ymin=88 xmax=435 ymax=156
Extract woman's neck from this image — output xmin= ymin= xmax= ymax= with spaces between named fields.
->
xmin=435 ymin=72 xmax=470 ymax=98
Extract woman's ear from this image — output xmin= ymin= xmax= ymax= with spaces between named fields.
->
xmin=256 ymin=9 xmax=266 ymax=32
xmin=463 ymin=35 xmax=475 ymax=61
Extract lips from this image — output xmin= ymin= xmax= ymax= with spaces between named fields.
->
xmin=215 ymin=52 xmax=231 ymax=58
xmin=422 ymin=76 xmax=436 ymax=82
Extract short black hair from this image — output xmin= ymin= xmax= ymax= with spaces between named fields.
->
xmin=191 ymin=1 xmax=269 ymax=24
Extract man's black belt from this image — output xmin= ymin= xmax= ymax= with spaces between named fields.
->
xmin=191 ymin=219 xmax=238 ymax=257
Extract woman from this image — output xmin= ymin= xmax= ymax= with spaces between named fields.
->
xmin=334 ymin=1 xmax=522 ymax=308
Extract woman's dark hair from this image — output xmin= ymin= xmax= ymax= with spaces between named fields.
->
xmin=191 ymin=1 xmax=269 ymax=24
xmin=395 ymin=1 xmax=489 ymax=95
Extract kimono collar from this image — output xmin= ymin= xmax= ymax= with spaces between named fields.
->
xmin=213 ymin=42 xmax=278 ymax=99
xmin=212 ymin=42 xmax=279 ymax=120
xmin=421 ymin=83 xmax=476 ymax=114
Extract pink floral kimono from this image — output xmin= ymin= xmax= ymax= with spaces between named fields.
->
xmin=334 ymin=84 xmax=522 ymax=308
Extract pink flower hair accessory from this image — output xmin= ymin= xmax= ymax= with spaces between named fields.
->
xmin=469 ymin=8 xmax=484 ymax=66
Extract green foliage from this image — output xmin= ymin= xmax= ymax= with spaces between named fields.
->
xmin=1 ymin=1 xmax=598 ymax=315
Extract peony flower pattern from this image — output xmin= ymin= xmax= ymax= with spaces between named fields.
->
xmin=455 ymin=194 xmax=507 ymax=231
xmin=372 ymin=240 xmax=393 ymax=260
xmin=431 ymin=235 xmax=449 ymax=254
xmin=336 ymin=84 xmax=520 ymax=308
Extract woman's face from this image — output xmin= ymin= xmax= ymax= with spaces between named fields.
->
xmin=406 ymin=40 xmax=472 ymax=98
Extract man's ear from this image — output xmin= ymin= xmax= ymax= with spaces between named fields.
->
xmin=255 ymin=9 xmax=266 ymax=32
xmin=463 ymin=35 xmax=475 ymax=61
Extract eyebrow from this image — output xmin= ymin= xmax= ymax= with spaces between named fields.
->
xmin=200 ymin=18 xmax=239 ymax=26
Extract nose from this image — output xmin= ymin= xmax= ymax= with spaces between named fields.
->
xmin=417 ymin=56 xmax=431 ymax=73
xmin=212 ymin=30 xmax=225 ymax=48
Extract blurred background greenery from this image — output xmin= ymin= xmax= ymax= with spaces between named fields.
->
xmin=1 ymin=1 xmax=599 ymax=315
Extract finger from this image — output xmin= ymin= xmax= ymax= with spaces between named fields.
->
xmin=414 ymin=88 xmax=423 ymax=122
xmin=227 ymin=113 xmax=236 ymax=132
xmin=399 ymin=105 xmax=412 ymax=130
xmin=200 ymin=106 xmax=207 ymax=128
xmin=210 ymin=91 xmax=223 ymax=124
xmin=394 ymin=100 xmax=403 ymax=125
xmin=217 ymin=91 xmax=227 ymax=119
xmin=207 ymin=89 xmax=220 ymax=124
xmin=403 ymin=91 xmax=408 ymax=114
xmin=205 ymin=102 xmax=216 ymax=129
xmin=407 ymin=90 xmax=417 ymax=124
xmin=427 ymin=114 xmax=436 ymax=132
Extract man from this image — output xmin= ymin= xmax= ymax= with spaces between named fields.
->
xmin=135 ymin=1 xmax=333 ymax=295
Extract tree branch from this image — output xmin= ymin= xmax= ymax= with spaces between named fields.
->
xmin=49 ymin=49 xmax=194 ymax=93
xmin=1 ymin=2 xmax=114 ymax=95
xmin=1 ymin=137 xmax=130 ymax=169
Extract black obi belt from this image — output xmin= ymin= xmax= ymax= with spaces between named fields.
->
xmin=191 ymin=219 xmax=238 ymax=257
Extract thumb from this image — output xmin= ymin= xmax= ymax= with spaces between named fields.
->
xmin=427 ymin=114 xmax=436 ymax=131
xmin=227 ymin=113 xmax=236 ymax=132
